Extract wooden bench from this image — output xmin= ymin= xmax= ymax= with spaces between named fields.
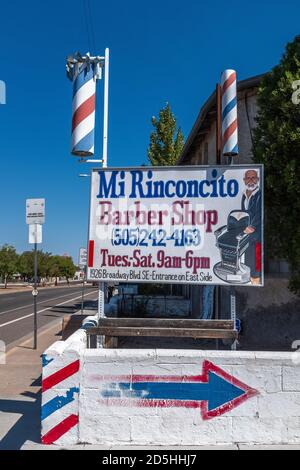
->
xmin=85 ymin=318 xmax=238 ymax=348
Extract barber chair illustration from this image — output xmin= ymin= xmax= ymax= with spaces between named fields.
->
xmin=213 ymin=210 xmax=251 ymax=284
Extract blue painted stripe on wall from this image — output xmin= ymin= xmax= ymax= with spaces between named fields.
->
xmin=42 ymin=354 xmax=54 ymax=368
xmin=41 ymin=387 xmax=79 ymax=421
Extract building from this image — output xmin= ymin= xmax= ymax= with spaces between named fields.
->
xmin=179 ymin=74 xmax=263 ymax=166
xmin=177 ymin=73 xmax=299 ymax=350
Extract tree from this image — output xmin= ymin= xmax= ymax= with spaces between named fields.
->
xmin=47 ymin=256 xmax=62 ymax=286
xmin=17 ymin=250 xmax=53 ymax=282
xmin=253 ymin=35 xmax=300 ymax=294
xmin=38 ymin=252 xmax=53 ymax=279
xmin=0 ymin=245 xmax=18 ymax=288
xmin=148 ymin=103 xmax=184 ymax=166
xmin=58 ymin=256 xmax=76 ymax=285
xmin=17 ymin=251 xmax=34 ymax=281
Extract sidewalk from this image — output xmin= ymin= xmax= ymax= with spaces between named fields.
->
xmin=0 ymin=281 xmax=82 ymax=295
xmin=0 ymin=318 xmax=62 ymax=450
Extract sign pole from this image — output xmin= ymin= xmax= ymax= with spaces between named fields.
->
xmin=97 ymin=48 xmax=110 ymax=346
xmin=33 ymin=236 xmax=38 ymax=349
xmin=215 ymin=83 xmax=222 ymax=350
xmin=81 ymin=267 xmax=86 ymax=314
xmin=221 ymin=69 xmax=239 ymax=351
xmin=26 ymin=200 xmax=45 ymax=350
xmin=78 ymin=247 xmax=88 ymax=314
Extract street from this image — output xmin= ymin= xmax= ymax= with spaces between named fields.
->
xmin=0 ymin=285 xmax=99 ymax=348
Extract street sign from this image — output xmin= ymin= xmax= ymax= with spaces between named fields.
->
xmin=79 ymin=247 xmax=88 ymax=269
xmin=87 ymin=165 xmax=264 ymax=287
xmin=29 ymin=224 xmax=42 ymax=244
xmin=32 ymin=289 xmax=39 ymax=297
xmin=26 ymin=198 xmax=45 ymax=225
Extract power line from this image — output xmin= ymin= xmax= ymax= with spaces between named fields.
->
xmin=86 ymin=0 xmax=96 ymax=54
xmin=82 ymin=0 xmax=96 ymax=54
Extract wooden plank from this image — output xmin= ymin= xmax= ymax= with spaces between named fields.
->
xmin=104 ymin=336 xmax=118 ymax=349
xmin=98 ymin=318 xmax=234 ymax=330
xmin=87 ymin=326 xmax=238 ymax=340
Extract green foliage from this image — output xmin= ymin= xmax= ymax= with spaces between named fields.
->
xmin=17 ymin=251 xmax=34 ymax=280
xmin=253 ymin=35 xmax=300 ymax=294
xmin=148 ymin=103 xmax=184 ymax=166
xmin=0 ymin=245 xmax=18 ymax=287
xmin=58 ymin=256 xmax=77 ymax=284
xmin=1 ymin=245 xmax=77 ymax=286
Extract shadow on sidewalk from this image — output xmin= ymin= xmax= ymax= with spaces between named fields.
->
xmin=0 ymin=388 xmax=41 ymax=450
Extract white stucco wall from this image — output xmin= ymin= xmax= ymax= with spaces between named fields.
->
xmin=42 ymin=331 xmax=300 ymax=446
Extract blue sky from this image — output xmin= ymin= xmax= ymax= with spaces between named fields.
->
xmin=0 ymin=0 xmax=299 ymax=262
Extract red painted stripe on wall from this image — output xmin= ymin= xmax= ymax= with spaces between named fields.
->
xmin=256 ymin=242 xmax=262 ymax=273
xmin=42 ymin=360 xmax=80 ymax=392
xmin=88 ymin=240 xmax=95 ymax=268
xmin=42 ymin=414 xmax=79 ymax=444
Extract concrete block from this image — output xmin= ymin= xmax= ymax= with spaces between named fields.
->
xmin=283 ymin=366 xmax=300 ymax=391
xmin=257 ymin=392 xmax=300 ymax=418
xmin=232 ymin=417 xmax=287 ymax=444
xmin=233 ymin=365 xmax=282 ymax=393
xmin=80 ymin=415 xmax=131 ymax=445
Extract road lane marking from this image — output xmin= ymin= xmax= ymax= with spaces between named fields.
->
xmin=0 ymin=290 xmax=99 ymax=329
xmin=0 ymin=288 xmax=93 ymax=316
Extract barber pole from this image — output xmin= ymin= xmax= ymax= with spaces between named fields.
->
xmin=221 ymin=69 xmax=239 ymax=157
xmin=41 ymin=354 xmax=80 ymax=445
xmin=71 ymin=63 xmax=96 ymax=156
xmin=67 ymin=52 xmax=105 ymax=157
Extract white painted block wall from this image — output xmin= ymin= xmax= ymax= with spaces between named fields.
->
xmin=79 ymin=349 xmax=300 ymax=446
xmin=42 ymin=322 xmax=300 ymax=446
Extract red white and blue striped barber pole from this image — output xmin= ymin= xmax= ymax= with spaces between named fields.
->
xmin=71 ymin=63 xmax=96 ymax=156
xmin=41 ymin=353 xmax=80 ymax=445
xmin=221 ymin=69 xmax=239 ymax=156
xmin=67 ymin=53 xmax=102 ymax=157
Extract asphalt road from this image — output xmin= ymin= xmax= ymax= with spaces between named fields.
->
xmin=0 ymin=285 xmax=99 ymax=348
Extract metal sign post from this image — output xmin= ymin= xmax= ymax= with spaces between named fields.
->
xmin=221 ymin=69 xmax=239 ymax=350
xmin=66 ymin=48 xmax=110 ymax=347
xmin=27 ymin=199 xmax=45 ymax=350
xmin=33 ymin=238 xmax=38 ymax=349
xmin=79 ymin=248 xmax=88 ymax=314
xmin=97 ymin=48 xmax=110 ymax=347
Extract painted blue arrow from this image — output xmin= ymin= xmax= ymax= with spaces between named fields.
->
xmin=97 ymin=361 xmax=258 ymax=419
xmin=100 ymin=371 xmax=246 ymax=413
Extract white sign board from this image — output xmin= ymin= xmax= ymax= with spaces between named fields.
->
xmin=87 ymin=166 xmax=263 ymax=286
xmin=79 ymin=247 xmax=88 ymax=269
xmin=29 ymin=224 xmax=42 ymax=244
xmin=26 ymin=199 xmax=45 ymax=225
